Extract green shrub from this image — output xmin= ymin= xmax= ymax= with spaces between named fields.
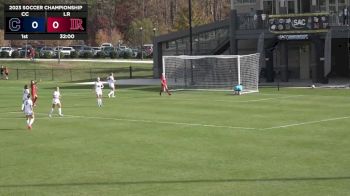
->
xmin=70 ymin=51 xmax=79 ymax=58
xmin=11 ymin=51 xmax=20 ymax=58
xmin=43 ymin=52 xmax=52 ymax=59
xmin=136 ymin=51 xmax=147 ymax=59
xmin=110 ymin=51 xmax=118 ymax=59
xmin=81 ymin=51 xmax=93 ymax=58
xmin=96 ymin=51 xmax=105 ymax=58
xmin=34 ymin=52 xmax=40 ymax=59
xmin=0 ymin=51 xmax=9 ymax=58
xmin=122 ymin=50 xmax=132 ymax=59
xmin=58 ymin=52 xmax=67 ymax=58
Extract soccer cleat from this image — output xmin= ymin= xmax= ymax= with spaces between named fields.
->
xmin=49 ymin=114 xmax=52 ymax=118
xmin=59 ymin=114 xmax=64 ymax=117
xmin=27 ymin=125 xmax=32 ymax=130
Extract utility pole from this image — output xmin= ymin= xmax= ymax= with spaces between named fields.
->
xmin=189 ymin=0 xmax=193 ymax=55
xmin=140 ymin=27 xmax=144 ymax=60
xmin=229 ymin=0 xmax=237 ymax=55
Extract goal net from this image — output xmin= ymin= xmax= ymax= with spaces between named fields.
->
xmin=162 ymin=53 xmax=260 ymax=93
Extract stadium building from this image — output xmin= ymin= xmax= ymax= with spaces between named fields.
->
xmin=153 ymin=0 xmax=350 ymax=84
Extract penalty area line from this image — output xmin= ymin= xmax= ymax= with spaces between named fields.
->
xmin=5 ymin=111 xmax=256 ymax=130
xmin=62 ymin=114 xmax=257 ymax=130
xmin=262 ymin=116 xmax=350 ymax=130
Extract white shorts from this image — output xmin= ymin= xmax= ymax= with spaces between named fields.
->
xmin=52 ymin=99 xmax=61 ymax=105
xmin=24 ymin=111 xmax=33 ymax=116
xmin=96 ymin=90 xmax=103 ymax=96
xmin=109 ymin=83 xmax=115 ymax=89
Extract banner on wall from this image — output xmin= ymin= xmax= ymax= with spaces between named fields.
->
xmin=269 ymin=13 xmax=329 ymax=34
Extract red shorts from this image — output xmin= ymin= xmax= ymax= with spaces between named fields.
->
xmin=31 ymin=91 xmax=38 ymax=98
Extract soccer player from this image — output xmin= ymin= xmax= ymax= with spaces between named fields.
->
xmin=4 ymin=66 xmax=9 ymax=80
xmin=160 ymin=73 xmax=171 ymax=96
xmin=107 ymin=73 xmax=116 ymax=98
xmin=94 ymin=77 xmax=104 ymax=107
xmin=29 ymin=48 xmax=35 ymax=61
xmin=21 ymin=84 xmax=30 ymax=111
xmin=30 ymin=80 xmax=38 ymax=106
xmin=234 ymin=83 xmax=243 ymax=95
xmin=49 ymin=87 xmax=63 ymax=117
xmin=0 ymin=65 xmax=4 ymax=79
xmin=23 ymin=94 xmax=35 ymax=130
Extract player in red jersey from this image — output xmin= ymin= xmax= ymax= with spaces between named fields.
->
xmin=160 ymin=73 xmax=171 ymax=96
xmin=30 ymin=80 xmax=38 ymax=106
xmin=29 ymin=48 xmax=35 ymax=61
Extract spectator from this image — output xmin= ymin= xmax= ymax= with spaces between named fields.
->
xmin=339 ymin=10 xmax=344 ymax=25
xmin=0 ymin=65 xmax=4 ymax=79
xmin=30 ymin=48 xmax=35 ymax=61
xmin=344 ymin=7 xmax=348 ymax=25
xmin=4 ymin=66 xmax=9 ymax=80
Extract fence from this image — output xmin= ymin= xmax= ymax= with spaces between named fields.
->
xmin=9 ymin=66 xmax=153 ymax=82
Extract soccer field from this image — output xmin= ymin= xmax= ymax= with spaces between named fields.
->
xmin=0 ymin=80 xmax=350 ymax=195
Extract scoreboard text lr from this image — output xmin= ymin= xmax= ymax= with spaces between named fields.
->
xmin=4 ymin=4 xmax=88 ymax=40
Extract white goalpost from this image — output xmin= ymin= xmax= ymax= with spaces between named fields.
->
xmin=162 ymin=53 xmax=260 ymax=93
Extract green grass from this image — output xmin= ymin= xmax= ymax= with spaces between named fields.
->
xmin=0 ymin=80 xmax=350 ymax=195
xmin=1 ymin=60 xmax=153 ymax=81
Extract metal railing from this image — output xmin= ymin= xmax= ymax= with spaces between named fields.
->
xmin=237 ymin=12 xmax=350 ymax=30
xmin=7 ymin=66 xmax=153 ymax=82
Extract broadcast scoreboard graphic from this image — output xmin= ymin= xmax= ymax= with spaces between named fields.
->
xmin=4 ymin=4 xmax=87 ymax=40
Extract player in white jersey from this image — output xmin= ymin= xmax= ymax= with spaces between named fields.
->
xmin=107 ymin=73 xmax=116 ymax=98
xmin=49 ymin=87 xmax=63 ymax=117
xmin=23 ymin=94 xmax=34 ymax=130
xmin=21 ymin=84 xmax=30 ymax=111
xmin=95 ymin=77 xmax=104 ymax=107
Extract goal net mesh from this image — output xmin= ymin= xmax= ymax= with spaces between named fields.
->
xmin=162 ymin=53 xmax=260 ymax=93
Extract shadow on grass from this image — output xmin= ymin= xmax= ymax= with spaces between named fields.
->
xmin=1 ymin=176 xmax=349 ymax=188
xmin=0 ymin=106 xmax=18 ymax=109
xmin=0 ymin=128 xmax=23 ymax=132
xmin=63 ymin=105 xmax=99 ymax=109
xmin=55 ymin=85 xmax=160 ymax=93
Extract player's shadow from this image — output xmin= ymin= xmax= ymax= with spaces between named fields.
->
xmin=59 ymin=85 xmax=160 ymax=92
xmin=119 ymin=86 xmax=161 ymax=92
xmin=0 ymin=176 xmax=349 ymax=188
xmin=0 ymin=106 xmax=18 ymax=109
xmin=0 ymin=128 xmax=23 ymax=132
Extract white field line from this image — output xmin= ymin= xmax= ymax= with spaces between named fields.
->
xmin=262 ymin=116 xmax=350 ymax=130
xmin=6 ymin=111 xmax=349 ymax=131
xmin=62 ymin=114 xmax=257 ymax=130
xmin=236 ymin=95 xmax=304 ymax=103
xmin=151 ymin=95 xmax=304 ymax=103
xmin=4 ymin=112 xmax=256 ymax=130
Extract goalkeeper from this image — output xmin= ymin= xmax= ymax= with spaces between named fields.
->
xmin=234 ymin=84 xmax=243 ymax=95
